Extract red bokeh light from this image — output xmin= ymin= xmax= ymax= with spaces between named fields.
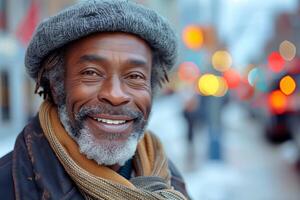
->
xmin=234 ymin=78 xmax=254 ymax=100
xmin=268 ymin=52 xmax=285 ymax=73
xmin=223 ymin=69 xmax=241 ymax=89
xmin=178 ymin=62 xmax=200 ymax=83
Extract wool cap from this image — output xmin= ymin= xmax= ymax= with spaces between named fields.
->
xmin=25 ymin=0 xmax=178 ymax=80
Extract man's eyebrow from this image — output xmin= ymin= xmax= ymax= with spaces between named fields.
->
xmin=78 ymin=54 xmax=107 ymax=63
xmin=125 ymin=58 xmax=148 ymax=67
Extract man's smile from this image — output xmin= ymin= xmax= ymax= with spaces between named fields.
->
xmin=92 ymin=117 xmax=126 ymax=125
xmin=87 ymin=114 xmax=135 ymax=138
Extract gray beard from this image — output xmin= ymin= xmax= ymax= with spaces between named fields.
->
xmin=58 ymin=105 xmax=146 ymax=166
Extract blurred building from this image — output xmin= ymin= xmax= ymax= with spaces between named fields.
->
xmin=0 ymin=0 xmax=179 ymax=135
xmin=0 ymin=0 xmax=76 ymax=135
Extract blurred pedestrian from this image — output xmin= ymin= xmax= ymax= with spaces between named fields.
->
xmin=179 ymin=85 xmax=203 ymax=144
xmin=183 ymin=94 xmax=201 ymax=143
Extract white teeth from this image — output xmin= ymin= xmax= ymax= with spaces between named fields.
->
xmin=93 ymin=118 xmax=126 ymax=125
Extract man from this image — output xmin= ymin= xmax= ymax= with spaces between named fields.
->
xmin=0 ymin=0 xmax=189 ymax=199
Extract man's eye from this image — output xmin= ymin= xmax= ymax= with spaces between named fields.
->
xmin=82 ymin=70 xmax=99 ymax=76
xmin=128 ymin=74 xmax=144 ymax=80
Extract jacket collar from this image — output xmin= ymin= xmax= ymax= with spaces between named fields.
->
xmin=12 ymin=115 xmax=83 ymax=200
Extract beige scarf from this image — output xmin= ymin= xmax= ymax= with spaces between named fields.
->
xmin=39 ymin=101 xmax=187 ymax=200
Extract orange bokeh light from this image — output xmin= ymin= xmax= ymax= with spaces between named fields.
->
xmin=279 ymin=75 xmax=296 ymax=95
xmin=182 ymin=25 xmax=204 ymax=50
xmin=268 ymin=90 xmax=287 ymax=114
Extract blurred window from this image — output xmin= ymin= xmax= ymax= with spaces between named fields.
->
xmin=0 ymin=0 xmax=7 ymax=31
xmin=0 ymin=70 xmax=10 ymax=121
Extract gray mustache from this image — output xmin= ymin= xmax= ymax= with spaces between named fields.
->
xmin=75 ymin=104 xmax=143 ymax=121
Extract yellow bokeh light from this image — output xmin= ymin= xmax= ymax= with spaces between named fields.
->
xmin=280 ymin=75 xmax=296 ymax=95
xmin=198 ymin=74 xmax=219 ymax=96
xmin=212 ymin=50 xmax=232 ymax=72
xmin=279 ymin=40 xmax=296 ymax=61
xmin=182 ymin=25 xmax=204 ymax=50
xmin=214 ymin=77 xmax=228 ymax=97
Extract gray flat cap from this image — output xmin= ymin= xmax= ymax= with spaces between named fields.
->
xmin=25 ymin=0 xmax=178 ymax=80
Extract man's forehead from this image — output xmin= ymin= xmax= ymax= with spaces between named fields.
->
xmin=66 ymin=32 xmax=153 ymax=61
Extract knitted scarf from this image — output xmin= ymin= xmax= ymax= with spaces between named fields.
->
xmin=39 ymin=101 xmax=187 ymax=200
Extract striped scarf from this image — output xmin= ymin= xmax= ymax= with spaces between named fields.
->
xmin=39 ymin=101 xmax=187 ymax=200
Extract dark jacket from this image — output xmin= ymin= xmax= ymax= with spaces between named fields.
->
xmin=0 ymin=116 xmax=189 ymax=200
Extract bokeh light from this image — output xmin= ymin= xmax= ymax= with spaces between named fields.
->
xmin=214 ymin=77 xmax=228 ymax=97
xmin=182 ymin=25 xmax=204 ymax=50
xmin=279 ymin=75 xmax=296 ymax=95
xmin=177 ymin=61 xmax=200 ymax=83
xmin=268 ymin=52 xmax=285 ymax=73
xmin=268 ymin=90 xmax=287 ymax=114
xmin=256 ymin=77 xmax=268 ymax=92
xmin=0 ymin=36 xmax=19 ymax=58
xmin=212 ymin=50 xmax=232 ymax=72
xmin=198 ymin=74 xmax=228 ymax=97
xmin=247 ymin=67 xmax=268 ymax=92
xmin=279 ymin=40 xmax=296 ymax=61
xmin=223 ymin=69 xmax=241 ymax=89
xmin=247 ymin=67 xmax=259 ymax=86
xmin=198 ymin=74 xmax=219 ymax=96
xmin=235 ymin=78 xmax=255 ymax=100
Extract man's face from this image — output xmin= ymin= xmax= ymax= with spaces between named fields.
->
xmin=59 ymin=32 xmax=153 ymax=166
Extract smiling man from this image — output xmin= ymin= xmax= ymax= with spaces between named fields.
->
xmin=61 ymin=33 xmax=153 ymax=168
xmin=0 ymin=0 xmax=189 ymax=199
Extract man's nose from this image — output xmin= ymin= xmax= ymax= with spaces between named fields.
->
xmin=98 ymin=76 xmax=130 ymax=106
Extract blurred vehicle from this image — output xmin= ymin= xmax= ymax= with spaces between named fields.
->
xmin=265 ymin=70 xmax=300 ymax=148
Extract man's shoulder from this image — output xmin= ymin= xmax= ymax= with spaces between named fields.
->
xmin=0 ymin=151 xmax=13 ymax=174
xmin=168 ymin=159 xmax=190 ymax=199
xmin=0 ymin=151 xmax=15 ymax=199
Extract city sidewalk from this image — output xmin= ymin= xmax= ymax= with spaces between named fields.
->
xmin=148 ymin=94 xmax=300 ymax=200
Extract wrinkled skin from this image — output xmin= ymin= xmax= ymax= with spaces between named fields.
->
xmin=54 ymin=32 xmax=153 ymax=170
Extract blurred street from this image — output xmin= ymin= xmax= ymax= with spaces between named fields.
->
xmin=1 ymin=93 xmax=300 ymax=200
xmin=148 ymin=95 xmax=300 ymax=200
xmin=1 ymin=0 xmax=300 ymax=199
